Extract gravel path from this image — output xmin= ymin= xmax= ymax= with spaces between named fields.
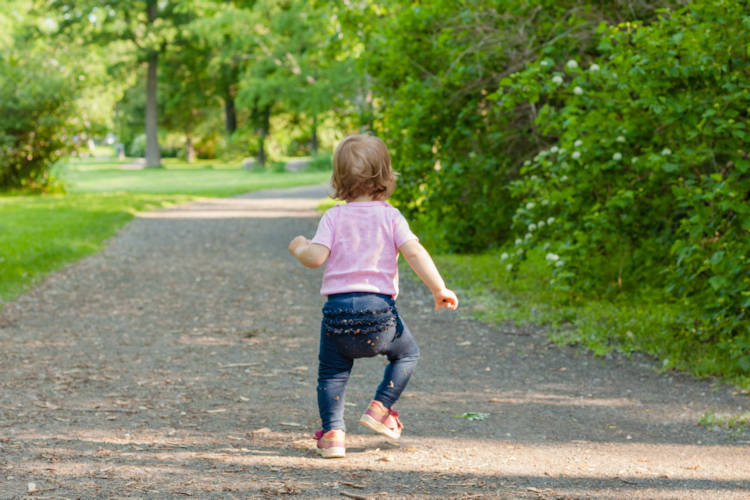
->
xmin=0 ymin=184 xmax=748 ymax=499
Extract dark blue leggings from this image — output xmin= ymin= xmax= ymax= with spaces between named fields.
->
xmin=317 ymin=292 xmax=420 ymax=431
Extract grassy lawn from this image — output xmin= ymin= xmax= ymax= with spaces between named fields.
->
xmin=0 ymin=157 xmax=330 ymax=303
xmin=432 ymin=248 xmax=749 ymax=391
xmin=56 ymin=157 xmax=330 ymax=196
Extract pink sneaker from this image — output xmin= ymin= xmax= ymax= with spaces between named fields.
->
xmin=359 ymin=400 xmax=403 ymax=439
xmin=314 ymin=429 xmax=345 ymax=458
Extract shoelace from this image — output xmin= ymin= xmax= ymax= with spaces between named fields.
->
xmin=388 ymin=408 xmax=404 ymax=429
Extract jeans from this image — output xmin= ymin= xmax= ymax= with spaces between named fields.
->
xmin=317 ymin=292 xmax=420 ymax=431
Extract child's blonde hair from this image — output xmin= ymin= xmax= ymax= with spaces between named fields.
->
xmin=332 ymin=134 xmax=396 ymax=201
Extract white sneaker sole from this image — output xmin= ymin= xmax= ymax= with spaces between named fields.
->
xmin=359 ymin=413 xmax=401 ymax=440
xmin=317 ymin=446 xmax=345 ymax=458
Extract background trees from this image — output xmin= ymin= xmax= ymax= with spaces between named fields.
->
xmin=2 ymin=0 xmax=747 ymax=380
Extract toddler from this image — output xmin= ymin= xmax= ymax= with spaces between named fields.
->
xmin=288 ymin=134 xmax=458 ymax=458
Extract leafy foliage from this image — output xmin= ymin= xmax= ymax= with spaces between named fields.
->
xmin=357 ymin=0 xmax=676 ymax=251
xmin=498 ymin=2 xmax=750 ymax=377
xmin=0 ymin=55 xmax=78 ymax=189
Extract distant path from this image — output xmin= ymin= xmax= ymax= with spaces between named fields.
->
xmin=0 ymin=184 xmax=748 ymax=498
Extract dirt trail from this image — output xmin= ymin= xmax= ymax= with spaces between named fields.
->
xmin=0 ymin=184 xmax=748 ymax=499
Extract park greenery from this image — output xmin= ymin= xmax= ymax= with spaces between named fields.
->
xmin=1 ymin=0 xmax=748 ymax=387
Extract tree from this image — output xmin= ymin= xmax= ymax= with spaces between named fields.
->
xmin=235 ymin=0 xmax=358 ymax=162
xmin=0 ymin=2 xmax=79 ymax=189
xmin=160 ymin=27 xmax=219 ymax=162
xmin=46 ymin=0 xmax=196 ymax=167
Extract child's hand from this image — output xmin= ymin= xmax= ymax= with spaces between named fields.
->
xmin=432 ymin=288 xmax=458 ymax=311
xmin=288 ymin=235 xmax=310 ymax=257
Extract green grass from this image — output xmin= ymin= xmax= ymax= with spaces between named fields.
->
xmin=0 ymin=157 xmax=331 ymax=303
xmin=56 ymin=158 xmax=331 ymax=197
xmin=432 ymin=247 xmax=750 ymax=391
xmin=0 ymin=193 xmax=192 ymax=301
xmin=699 ymin=410 xmax=749 ymax=439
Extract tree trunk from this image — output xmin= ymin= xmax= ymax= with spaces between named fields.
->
xmin=144 ymin=0 xmax=161 ymax=168
xmin=224 ymin=87 xmax=237 ymax=134
xmin=185 ymin=135 xmax=196 ymax=163
xmin=311 ymin=114 xmax=318 ymax=155
xmin=256 ymin=106 xmax=271 ymax=167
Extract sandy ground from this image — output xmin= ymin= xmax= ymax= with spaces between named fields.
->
xmin=0 ymin=184 xmax=748 ymax=499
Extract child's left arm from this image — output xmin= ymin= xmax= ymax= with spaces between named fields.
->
xmin=288 ymin=235 xmax=330 ymax=268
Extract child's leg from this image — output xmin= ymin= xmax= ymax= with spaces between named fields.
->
xmin=374 ymin=321 xmax=420 ymax=408
xmin=317 ymin=331 xmax=353 ymax=431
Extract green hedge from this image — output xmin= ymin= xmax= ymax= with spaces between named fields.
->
xmin=498 ymin=1 xmax=750 ymax=376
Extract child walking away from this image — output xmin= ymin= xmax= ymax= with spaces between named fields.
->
xmin=288 ymin=134 xmax=458 ymax=458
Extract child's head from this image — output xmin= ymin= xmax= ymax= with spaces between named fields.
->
xmin=332 ymin=134 xmax=395 ymax=201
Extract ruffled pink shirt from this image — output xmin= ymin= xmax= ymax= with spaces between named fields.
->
xmin=311 ymin=201 xmax=418 ymax=297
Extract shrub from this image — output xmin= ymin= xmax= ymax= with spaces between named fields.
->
xmin=499 ymin=1 xmax=750 ymax=376
xmin=0 ymin=55 xmax=78 ymax=190
xmin=361 ymin=0 xmax=677 ymax=251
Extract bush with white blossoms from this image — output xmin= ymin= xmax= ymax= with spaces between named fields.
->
xmin=496 ymin=1 xmax=750 ymax=376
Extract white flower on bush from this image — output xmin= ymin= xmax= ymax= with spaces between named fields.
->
xmin=537 ymin=220 xmax=545 ymax=228
xmin=550 ymin=146 xmax=559 ymax=153
xmin=631 ymin=157 xmax=638 ymax=164
xmin=540 ymin=60 xmax=549 ymax=67
xmin=572 ymin=151 xmax=581 ymax=160
xmin=525 ymin=232 xmax=532 ymax=240
xmin=506 ymin=264 xmax=513 ymax=271
xmin=500 ymin=252 xmax=509 ymax=261
xmin=573 ymin=86 xmax=583 ymax=95
xmin=589 ymin=63 xmax=600 ymax=71
xmin=555 ymin=260 xmax=564 ymax=267
xmin=547 ymin=216 xmax=555 ymax=225
xmin=559 ymin=148 xmax=567 ymax=154
xmin=612 ymin=152 xmax=622 ymax=161
xmin=524 ymin=160 xmax=531 ymax=166
xmin=528 ymin=223 xmax=537 ymax=232
xmin=560 ymin=175 xmax=568 ymax=182
xmin=515 ymin=238 xmax=523 ymax=246
xmin=661 ymin=148 xmax=672 ymax=156
xmin=552 ymin=75 xmax=563 ymax=85
xmin=616 ymin=135 xmax=626 ymax=143
xmin=574 ymin=139 xmax=583 ymax=148
xmin=526 ymin=202 xmax=535 ymax=210
xmin=566 ymin=59 xmax=578 ymax=70
xmin=541 ymin=199 xmax=549 ymax=206
xmin=545 ymin=252 xmax=560 ymax=262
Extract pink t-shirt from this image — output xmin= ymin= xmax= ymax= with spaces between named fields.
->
xmin=311 ymin=201 xmax=418 ymax=297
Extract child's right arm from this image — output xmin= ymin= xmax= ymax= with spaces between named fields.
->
xmin=399 ymin=239 xmax=458 ymax=311
xmin=289 ymin=235 xmax=330 ymax=268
